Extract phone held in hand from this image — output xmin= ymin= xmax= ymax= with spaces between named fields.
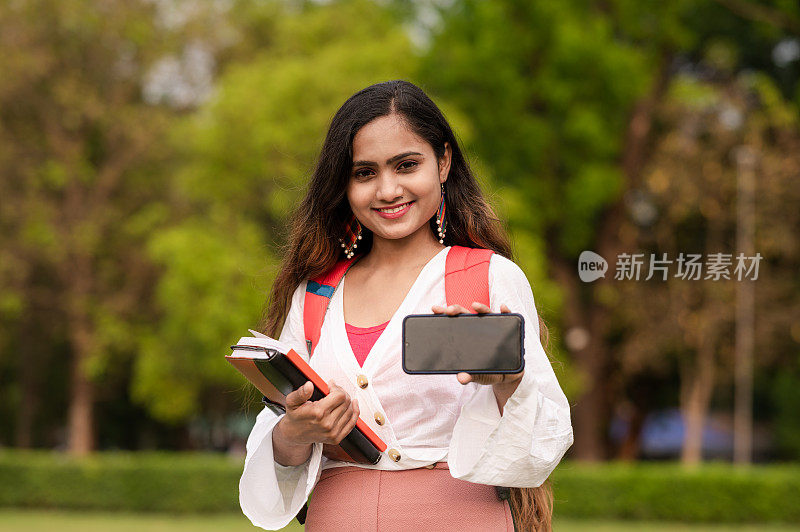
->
xmin=402 ymin=312 xmax=525 ymax=375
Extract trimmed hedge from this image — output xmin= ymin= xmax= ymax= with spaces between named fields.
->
xmin=550 ymin=461 xmax=800 ymax=524
xmin=0 ymin=450 xmax=241 ymax=513
xmin=1 ymin=451 xmax=799 ymax=523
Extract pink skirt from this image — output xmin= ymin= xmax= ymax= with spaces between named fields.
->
xmin=304 ymin=462 xmax=514 ymax=531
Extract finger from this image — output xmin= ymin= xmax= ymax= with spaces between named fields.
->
xmin=470 ymin=374 xmax=504 ymax=385
xmin=327 ymin=395 xmax=358 ymax=441
xmin=333 ymin=403 xmax=361 ymax=444
xmin=326 ymin=398 xmax=351 ymax=430
xmin=445 ymin=304 xmax=469 ymax=315
xmin=500 ymin=304 xmax=511 ymax=313
xmin=318 ymin=384 xmax=349 ymax=414
xmin=285 ymin=381 xmax=314 ymax=409
xmin=457 ymin=372 xmax=504 ymax=386
xmin=471 ymin=302 xmax=491 ymax=313
xmin=431 ymin=305 xmax=445 ymax=313
xmin=346 ymin=404 xmax=360 ymax=432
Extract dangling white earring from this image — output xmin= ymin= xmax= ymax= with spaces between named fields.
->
xmin=337 ymin=213 xmax=362 ymax=259
xmin=435 ymin=182 xmax=446 ymax=244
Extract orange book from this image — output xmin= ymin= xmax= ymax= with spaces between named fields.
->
xmin=227 ymin=332 xmax=386 ymax=464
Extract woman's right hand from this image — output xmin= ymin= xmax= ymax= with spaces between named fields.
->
xmin=272 ymin=381 xmax=360 ymax=466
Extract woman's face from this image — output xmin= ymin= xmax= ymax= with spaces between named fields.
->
xmin=346 ymin=113 xmax=451 ymax=246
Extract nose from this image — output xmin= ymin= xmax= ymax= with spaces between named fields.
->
xmin=375 ymin=170 xmax=403 ymax=203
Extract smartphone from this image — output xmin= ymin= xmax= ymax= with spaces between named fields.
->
xmin=402 ymin=312 xmax=525 ymax=374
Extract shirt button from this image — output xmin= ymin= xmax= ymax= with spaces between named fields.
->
xmin=357 ymin=374 xmax=369 ymax=389
xmin=388 ymin=448 xmax=401 ymax=462
xmin=374 ymin=412 xmax=385 ymax=426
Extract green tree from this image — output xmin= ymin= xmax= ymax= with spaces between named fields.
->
xmin=418 ymin=0 xmax=800 ymax=459
xmin=131 ymin=0 xmax=430 ymax=424
xmin=0 ymin=0 xmax=216 ymax=453
xmin=613 ymin=70 xmax=800 ymax=462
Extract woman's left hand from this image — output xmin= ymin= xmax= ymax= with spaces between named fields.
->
xmin=429 ymin=301 xmax=525 ymax=390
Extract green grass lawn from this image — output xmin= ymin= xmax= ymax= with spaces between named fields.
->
xmin=0 ymin=510 xmax=300 ymax=532
xmin=1 ymin=510 xmax=799 ymax=532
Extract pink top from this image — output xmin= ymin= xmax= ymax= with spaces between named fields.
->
xmin=345 ymin=319 xmax=390 ymax=367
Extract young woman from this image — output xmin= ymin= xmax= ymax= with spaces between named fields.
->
xmin=239 ymin=80 xmax=573 ymax=531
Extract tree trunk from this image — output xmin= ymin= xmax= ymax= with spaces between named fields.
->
xmin=616 ymin=405 xmax=646 ymax=461
xmin=680 ymin=319 xmax=717 ymax=465
xmin=550 ymin=253 xmax=610 ymax=460
xmin=616 ymin=387 xmax=650 ymax=461
xmin=734 ymin=145 xmax=756 ymax=464
xmin=555 ymin=51 xmax=675 ymax=461
xmin=15 ymin=319 xmax=40 ymax=448
xmin=65 ymin=251 xmax=96 ymax=456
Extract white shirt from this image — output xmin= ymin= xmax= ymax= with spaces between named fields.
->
xmin=239 ymin=246 xmax=574 ymax=530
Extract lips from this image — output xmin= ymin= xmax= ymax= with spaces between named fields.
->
xmin=372 ymin=201 xmax=414 ymax=219
xmin=373 ymin=201 xmax=414 ymax=212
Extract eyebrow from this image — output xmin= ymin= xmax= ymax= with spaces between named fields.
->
xmin=352 ymin=151 xmax=423 ymax=168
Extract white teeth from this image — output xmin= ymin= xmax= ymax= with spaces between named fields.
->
xmin=376 ymin=202 xmax=411 ymax=214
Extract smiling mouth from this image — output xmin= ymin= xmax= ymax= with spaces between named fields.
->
xmin=373 ymin=201 xmax=414 ymax=213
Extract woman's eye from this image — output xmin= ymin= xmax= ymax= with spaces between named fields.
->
xmin=354 ymin=161 xmax=415 ymax=179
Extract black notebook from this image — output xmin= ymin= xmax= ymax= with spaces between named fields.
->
xmin=227 ymin=332 xmax=386 ymax=464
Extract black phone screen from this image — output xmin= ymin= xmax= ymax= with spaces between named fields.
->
xmin=402 ymin=313 xmax=525 ymax=374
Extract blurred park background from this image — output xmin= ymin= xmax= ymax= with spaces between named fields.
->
xmin=1 ymin=0 xmax=799 ymax=529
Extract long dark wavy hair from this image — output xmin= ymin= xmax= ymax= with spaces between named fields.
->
xmin=258 ymin=79 xmax=554 ymax=531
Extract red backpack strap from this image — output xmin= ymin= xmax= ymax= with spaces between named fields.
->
xmin=303 ymin=257 xmax=358 ymax=357
xmin=303 ymin=247 xmax=493 ymax=356
xmin=444 ymin=245 xmax=494 ymax=311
